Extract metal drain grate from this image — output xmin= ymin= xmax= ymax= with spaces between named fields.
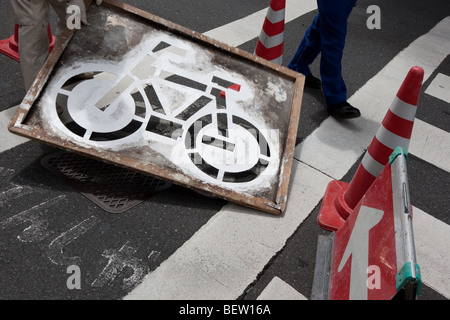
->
xmin=41 ymin=150 xmax=172 ymax=213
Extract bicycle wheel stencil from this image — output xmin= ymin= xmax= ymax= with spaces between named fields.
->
xmin=9 ymin=1 xmax=304 ymax=214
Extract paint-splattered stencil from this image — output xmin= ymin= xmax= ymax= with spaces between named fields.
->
xmin=9 ymin=1 xmax=304 ymax=214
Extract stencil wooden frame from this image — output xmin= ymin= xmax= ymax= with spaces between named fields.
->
xmin=8 ymin=0 xmax=304 ymax=214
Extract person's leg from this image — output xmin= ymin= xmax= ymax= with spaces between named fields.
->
xmin=317 ymin=0 xmax=354 ymax=106
xmin=19 ymin=25 xmax=49 ymax=90
xmin=48 ymin=0 xmax=69 ymax=38
xmin=11 ymin=0 xmax=50 ymax=90
xmin=317 ymin=0 xmax=360 ymax=118
xmin=287 ymin=14 xmax=321 ymax=77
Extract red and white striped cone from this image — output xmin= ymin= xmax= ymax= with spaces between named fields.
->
xmin=317 ymin=66 xmax=424 ymax=231
xmin=0 ymin=24 xmax=55 ymax=61
xmin=254 ymin=0 xmax=285 ymax=65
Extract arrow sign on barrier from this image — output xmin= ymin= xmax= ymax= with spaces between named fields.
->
xmin=312 ymin=147 xmax=421 ymax=300
xmin=335 ymin=206 xmax=384 ymax=300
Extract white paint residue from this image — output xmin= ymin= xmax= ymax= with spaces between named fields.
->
xmin=105 ymin=15 xmax=127 ymax=29
xmin=47 ymin=216 xmax=99 ymax=265
xmin=265 ymin=81 xmax=287 ymax=102
xmin=0 ymin=196 xmax=66 ymax=243
xmin=92 ymin=241 xmax=149 ymax=290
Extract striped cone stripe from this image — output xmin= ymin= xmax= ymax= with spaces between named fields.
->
xmin=342 ymin=66 xmax=424 ymax=212
xmin=317 ymin=66 xmax=424 ymax=231
xmin=254 ymin=0 xmax=285 ymax=65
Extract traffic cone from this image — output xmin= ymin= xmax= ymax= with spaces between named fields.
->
xmin=254 ymin=0 xmax=285 ymax=65
xmin=317 ymin=66 xmax=424 ymax=231
xmin=0 ymin=24 xmax=55 ymax=61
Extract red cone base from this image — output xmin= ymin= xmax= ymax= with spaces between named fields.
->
xmin=0 ymin=24 xmax=55 ymax=62
xmin=317 ymin=180 xmax=351 ymax=231
xmin=0 ymin=24 xmax=20 ymax=61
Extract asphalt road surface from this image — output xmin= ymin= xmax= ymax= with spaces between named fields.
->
xmin=0 ymin=0 xmax=449 ymax=302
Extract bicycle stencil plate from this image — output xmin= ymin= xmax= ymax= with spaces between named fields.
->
xmin=10 ymin=2 xmax=303 ymax=213
xmin=40 ymin=33 xmax=279 ymax=188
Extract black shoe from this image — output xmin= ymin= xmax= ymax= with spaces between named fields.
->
xmin=327 ymin=101 xmax=361 ymax=119
xmin=305 ymin=74 xmax=322 ymax=89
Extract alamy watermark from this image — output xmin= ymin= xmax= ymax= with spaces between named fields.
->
xmin=66 ymin=265 xmax=81 ymax=290
xmin=66 ymin=5 xmax=82 ymax=30
xmin=366 ymin=5 xmax=381 ymax=30
xmin=367 ymin=265 xmax=381 ymax=290
xmin=65 ymin=4 xmax=382 ymax=31
xmin=64 ymin=263 xmax=383 ymax=291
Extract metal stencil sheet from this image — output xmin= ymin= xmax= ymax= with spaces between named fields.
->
xmin=9 ymin=0 xmax=304 ymax=214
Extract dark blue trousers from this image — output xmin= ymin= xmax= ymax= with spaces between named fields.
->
xmin=288 ymin=0 xmax=356 ymax=106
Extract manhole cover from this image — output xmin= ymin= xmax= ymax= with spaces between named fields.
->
xmin=41 ymin=150 xmax=172 ymax=213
